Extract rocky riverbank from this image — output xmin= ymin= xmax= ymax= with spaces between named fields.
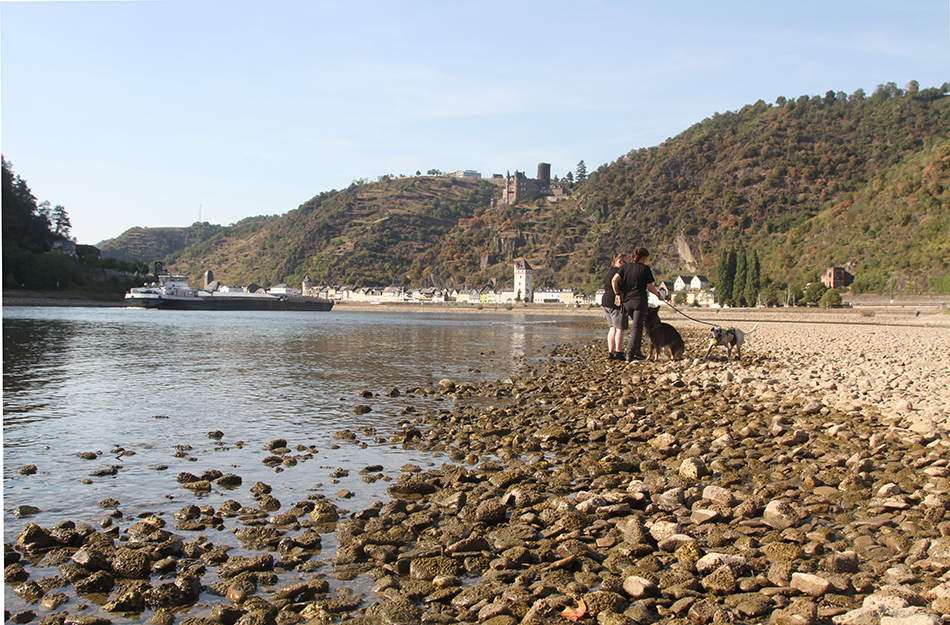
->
xmin=6 ymin=316 xmax=950 ymax=625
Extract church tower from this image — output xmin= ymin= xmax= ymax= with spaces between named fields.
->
xmin=513 ymin=258 xmax=533 ymax=302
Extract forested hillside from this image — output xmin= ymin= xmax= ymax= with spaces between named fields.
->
xmin=106 ymin=81 xmax=950 ymax=297
xmin=101 ymin=221 xmax=230 ymax=264
xmin=582 ymin=81 xmax=950 ymax=294
xmin=158 ymin=177 xmax=500 ymax=287
xmin=2 ymin=157 xmax=144 ymax=294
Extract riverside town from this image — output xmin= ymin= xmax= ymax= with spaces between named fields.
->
xmin=302 ymin=259 xmax=744 ymax=308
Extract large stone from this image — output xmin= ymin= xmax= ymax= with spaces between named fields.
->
xmin=763 ymin=500 xmax=807 ymax=530
xmin=695 ymin=553 xmax=747 ymax=575
xmin=791 ymin=572 xmax=831 ymax=597
xmin=679 ymin=457 xmax=709 ymax=479
xmin=622 ymin=575 xmax=658 ymax=599
xmin=771 ymin=598 xmax=818 ymax=625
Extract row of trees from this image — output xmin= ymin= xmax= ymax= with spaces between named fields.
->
xmin=715 ymin=245 xmax=760 ymax=307
xmin=714 ymin=243 xmax=849 ymax=308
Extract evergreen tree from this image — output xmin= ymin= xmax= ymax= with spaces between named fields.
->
xmin=575 ymin=160 xmax=587 ymax=183
xmin=52 ymin=205 xmax=71 ymax=239
xmin=716 ymin=247 xmax=735 ymax=305
xmin=745 ymin=249 xmax=761 ymax=307
xmin=734 ymin=247 xmax=747 ymax=307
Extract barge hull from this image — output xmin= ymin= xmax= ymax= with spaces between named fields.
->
xmin=128 ymin=297 xmax=333 ymax=311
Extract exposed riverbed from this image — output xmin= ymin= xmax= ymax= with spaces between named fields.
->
xmin=4 ymin=306 xmax=950 ymax=625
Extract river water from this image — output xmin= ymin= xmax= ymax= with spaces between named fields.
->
xmin=2 ymin=305 xmax=600 ymax=617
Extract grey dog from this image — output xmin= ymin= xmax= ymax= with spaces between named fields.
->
xmin=703 ymin=324 xmax=757 ymax=361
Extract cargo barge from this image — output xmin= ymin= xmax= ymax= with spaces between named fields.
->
xmin=125 ymin=272 xmax=333 ymax=311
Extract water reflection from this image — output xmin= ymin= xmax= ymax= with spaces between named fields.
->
xmin=3 ymin=318 xmax=78 ymax=421
xmin=2 ymin=306 xmax=599 ymax=536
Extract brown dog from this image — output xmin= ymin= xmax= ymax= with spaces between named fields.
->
xmin=703 ymin=324 xmax=756 ymax=361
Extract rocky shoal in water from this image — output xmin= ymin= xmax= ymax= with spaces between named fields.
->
xmin=7 ymin=334 xmax=950 ymax=625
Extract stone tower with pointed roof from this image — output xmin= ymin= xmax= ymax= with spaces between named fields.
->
xmin=513 ymin=258 xmax=533 ymax=302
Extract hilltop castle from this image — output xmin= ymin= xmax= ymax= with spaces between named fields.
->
xmin=496 ymin=163 xmax=570 ymax=206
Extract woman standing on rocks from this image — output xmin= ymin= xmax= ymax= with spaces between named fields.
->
xmin=601 ymin=253 xmax=628 ymax=360
xmin=612 ymin=246 xmax=661 ymax=362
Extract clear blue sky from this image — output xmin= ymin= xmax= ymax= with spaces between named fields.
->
xmin=2 ymin=0 xmax=947 ymax=246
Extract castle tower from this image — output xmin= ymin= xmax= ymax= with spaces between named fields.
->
xmin=513 ymin=257 xmax=533 ymax=302
xmin=537 ymin=162 xmax=551 ymax=186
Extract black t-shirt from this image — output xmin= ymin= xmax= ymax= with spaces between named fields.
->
xmin=601 ymin=266 xmax=622 ymax=309
xmin=616 ymin=262 xmax=655 ymax=304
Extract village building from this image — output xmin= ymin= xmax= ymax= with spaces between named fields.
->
xmin=50 ymin=240 xmax=78 ymax=257
xmin=690 ymin=275 xmax=710 ymax=290
xmin=673 ymin=276 xmax=691 ymax=292
xmin=686 ymin=290 xmax=717 ymax=307
xmin=497 ymin=289 xmax=517 ymax=303
xmin=513 ymin=257 xmax=533 ymax=302
xmin=446 ymin=170 xmax=481 ymax=178
xmin=533 ymin=289 xmax=562 ymax=304
xmin=821 ymin=266 xmax=855 ymax=289
xmin=380 ymin=286 xmax=403 ymax=303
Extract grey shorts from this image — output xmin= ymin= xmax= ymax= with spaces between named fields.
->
xmin=603 ymin=307 xmax=629 ymax=330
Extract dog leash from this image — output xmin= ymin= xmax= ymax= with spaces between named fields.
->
xmin=661 ymin=301 xmax=719 ymax=327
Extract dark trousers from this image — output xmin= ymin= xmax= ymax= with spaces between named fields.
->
xmin=623 ymin=300 xmax=646 ymax=359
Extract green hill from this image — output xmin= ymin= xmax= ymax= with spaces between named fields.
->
xmin=111 ymin=81 xmax=950 ymax=296
xmin=100 ymin=221 xmax=231 ymax=264
xmin=580 ymin=83 xmax=950 ymax=293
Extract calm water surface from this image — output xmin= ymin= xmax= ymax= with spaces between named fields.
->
xmin=3 ymin=305 xmax=599 ymax=618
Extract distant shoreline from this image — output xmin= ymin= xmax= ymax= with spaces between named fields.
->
xmin=4 ymin=292 xmax=948 ymax=327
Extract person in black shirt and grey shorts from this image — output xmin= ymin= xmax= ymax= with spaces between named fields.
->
xmin=612 ymin=247 xmax=662 ymax=362
xmin=601 ymin=253 xmax=628 ymax=360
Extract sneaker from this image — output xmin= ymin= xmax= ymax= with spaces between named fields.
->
xmin=626 ymin=354 xmax=646 ymax=362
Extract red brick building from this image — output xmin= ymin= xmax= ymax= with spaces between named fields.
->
xmin=820 ymin=266 xmax=854 ymax=289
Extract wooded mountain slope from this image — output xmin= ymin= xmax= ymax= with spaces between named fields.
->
xmin=101 ymin=82 xmax=950 ymax=294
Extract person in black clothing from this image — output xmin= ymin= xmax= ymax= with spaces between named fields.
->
xmin=601 ymin=253 xmax=628 ymax=360
xmin=611 ymin=247 xmax=662 ymax=362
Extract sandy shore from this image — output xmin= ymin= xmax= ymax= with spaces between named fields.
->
xmin=625 ymin=306 xmax=950 ymax=435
